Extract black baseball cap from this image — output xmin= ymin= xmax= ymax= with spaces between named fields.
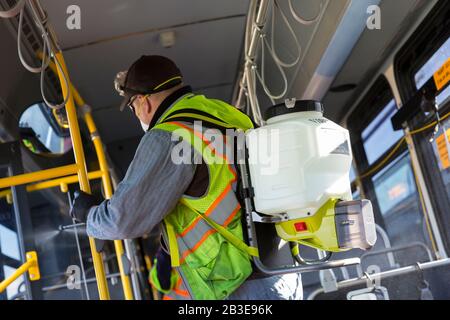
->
xmin=117 ymin=55 xmax=183 ymax=111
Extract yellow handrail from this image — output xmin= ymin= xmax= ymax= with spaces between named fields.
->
xmin=0 ymin=171 xmax=103 ymax=201
xmin=0 ymin=252 xmax=40 ymax=294
xmin=42 ymin=52 xmax=134 ymax=300
xmin=53 ymin=51 xmax=111 ymax=300
xmin=0 ymin=164 xmax=78 ymax=189
xmin=73 ymin=77 xmax=135 ymax=301
xmin=0 ymin=3 xmax=132 ymax=300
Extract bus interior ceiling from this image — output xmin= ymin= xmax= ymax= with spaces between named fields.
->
xmin=1 ymin=0 xmax=450 ymax=300
xmin=0 ymin=0 xmax=428 ymax=171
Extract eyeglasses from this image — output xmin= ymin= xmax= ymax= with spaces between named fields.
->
xmin=127 ymin=96 xmax=138 ymax=114
xmin=127 ymin=94 xmax=151 ymax=115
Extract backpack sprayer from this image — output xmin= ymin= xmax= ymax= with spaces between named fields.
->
xmin=237 ymin=100 xmax=377 ymax=275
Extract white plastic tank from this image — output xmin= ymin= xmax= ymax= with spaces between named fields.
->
xmin=246 ymin=100 xmax=353 ymax=220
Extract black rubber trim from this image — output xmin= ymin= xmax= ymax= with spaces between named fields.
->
xmin=149 ymin=86 xmax=193 ymax=129
xmin=391 ymin=76 xmax=438 ymax=130
xmin=161 ymin=116 xmax=229 ymax=134
xmin=163 ymin=108 xmax=228 ymax=124
xmin=241 ymin=187 xmax=255 ymax=199
xmin=264 ymin=100 xmax=324 ymax=121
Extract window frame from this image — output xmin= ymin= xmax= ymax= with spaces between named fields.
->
xmin=348 ymin=74 xmax=442 ymax=254
xmin=348 ymin=77 xmax=409 ymax=174
xmin=0 ymin=142 xmax=42 ymax=300
xmin=347 ymin=76 xmax=409 ymax=231
xmin=394 ymin=0 xmax=450 ymax=254
xmin=395 ymin=1 xmax=450 ymax=106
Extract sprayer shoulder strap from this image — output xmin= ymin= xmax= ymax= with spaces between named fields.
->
xmin=164 ymin=220 xmax=181 ymax=268
xmin=180 ymin=199 xmax=259 ymax=258
xmin=166 ymin=200 xmax=259 ymax=268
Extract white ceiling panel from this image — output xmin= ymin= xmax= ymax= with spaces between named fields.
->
xmin=323 ymin=0 xmax=428 ymax=123
xmin=15 ymin=0 xmax=250 ymax=149
xmin=62 ymin=16 xmax=245 ymax=109
xmin=40 ymin=0 xmax=249 ymax=49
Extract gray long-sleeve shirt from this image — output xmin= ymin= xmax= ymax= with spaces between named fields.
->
xmin=86 ymin=115 xmax=303 ymax=300
xmin=86 ymin=128 xmax=198 ymax=240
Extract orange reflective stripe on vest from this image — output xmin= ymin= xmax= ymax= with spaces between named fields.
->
xmin=179 ymin=203 xmax=241 ymax=264
xmin=173 ymin=277 xmax=190 ymax=297
xmin=158 ymin=121 xmax=244 ymax=265
xmin=169 ymin=121 xmax=238 ymax=182
xmin=179 ymin=184 xmax=233 ymax=238
xmin=163 ymin=272 xmax=191 ymax=300
xmin=155 ymin=108 xmax=254 ymax=299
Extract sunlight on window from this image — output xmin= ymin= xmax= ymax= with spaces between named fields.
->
xmin=415 ymin=37 xmax=450 ymax=108
xmin=3 ymin=265 xmax=24 ymax=300
xmin=362 ymin=99 xmax=404 ymax=165
xmin=19 ymin=103 xmax=72 ymax=154
xmin=372 ymin=153 xmax=416 ymax=215
xmin=0 ymin=224 xmax=20 ymax=261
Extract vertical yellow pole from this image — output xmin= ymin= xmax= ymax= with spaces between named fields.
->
xmin=84 ymin=112 xmax=135 ymax=300
xmin=41 ymin=54 xmax=134 ymax=300
xmin=53 ymin=51 xmax=110 ymax=300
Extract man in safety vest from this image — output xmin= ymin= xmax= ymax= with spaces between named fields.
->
xmin=71 ymin=55 xmax=302 ymax=300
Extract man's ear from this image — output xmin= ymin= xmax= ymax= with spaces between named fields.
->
xmin=144 ymin=96 xmax=153 ymax=114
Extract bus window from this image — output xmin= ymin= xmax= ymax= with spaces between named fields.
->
xmin=2 ymin=265 xmax=24 ymax=300
xmin=414 ymin=38 xmax=450 ymax=108
xmin=348 ymin=77 xmax=435 ymax=259
xmin=352 ymin=188 xmax=361 ymax=200
xmin=430 ymin=117 xmax=450 ymax=199
xmin=414 ymin=37 xmax=450 ymax=89
xmin=395 ymin=1 xmax=450 ymax=254
xmin=0 ymin=224 xmax=20 ymax=261
xmin=0 ymin=168 xmax=24 ymax=300
xmin=371 ymin=152 xmax=427 ymax=246
xmin=19 ymin=102 xmax=72 ymax=156
xmin=349 ymin=162 xmax=357 ymax=182
xmin=414 ymin=36 xmax=450 ymax=109
xmin=413 ymin=35 xmax=450 ymax=195
xmin=362 ymin=99 xmax=404 ymax=165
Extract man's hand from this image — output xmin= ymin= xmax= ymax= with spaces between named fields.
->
xmin=70 ymin=190 xmax=98 ymax=223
